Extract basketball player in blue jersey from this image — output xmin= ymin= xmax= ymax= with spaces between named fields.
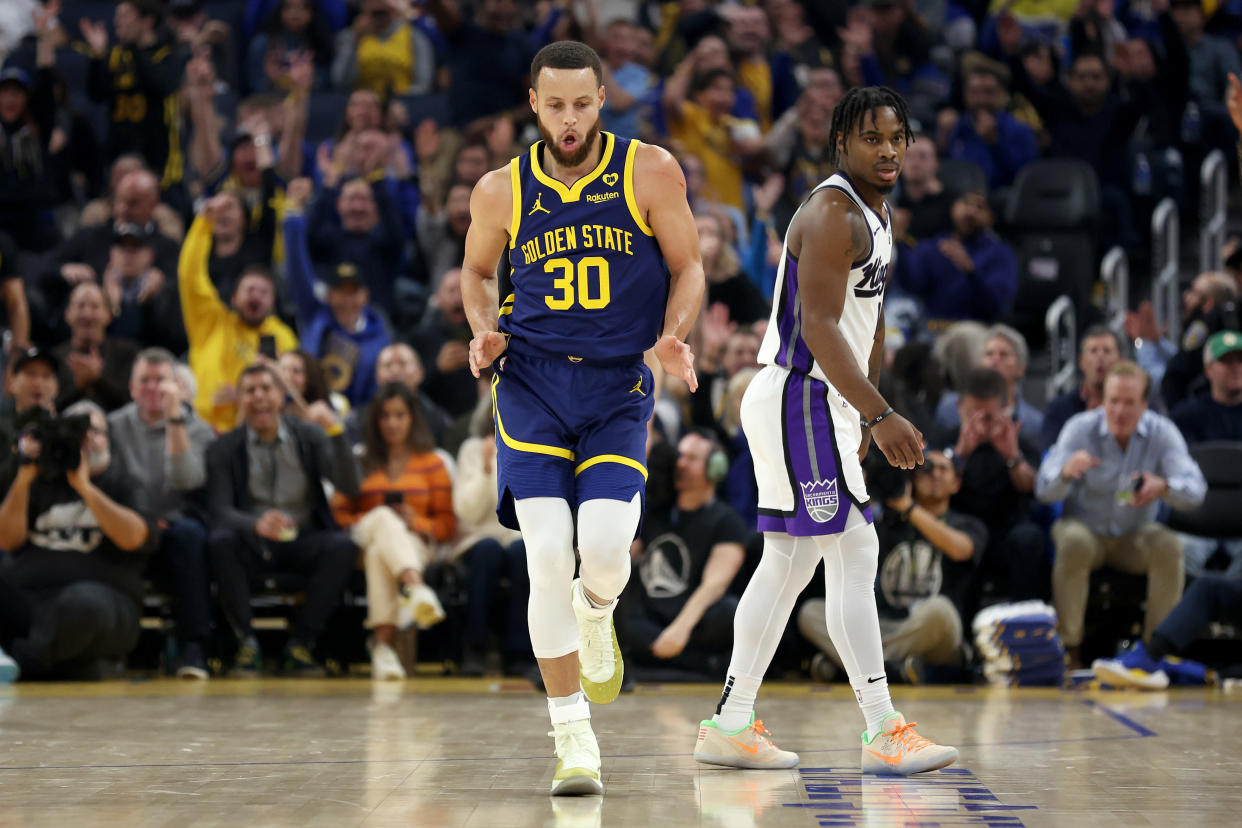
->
xmin=691 ymin=87 xmax=959 ymax=775
xmin=460 ymin=42 xmax=704 ymax=796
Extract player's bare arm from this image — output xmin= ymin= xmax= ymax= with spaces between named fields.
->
xmin=462 ymin=166 xmax=512 ymax=377
xmin=637 ymin=142 xmax=705 ymax=392
xmin=795 ymin=190 xmax=923 ymax=469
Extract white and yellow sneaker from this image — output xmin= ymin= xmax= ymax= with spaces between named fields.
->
xmin=861 ymin=712 xmax=958 ymax=775
xmin=550 ymin=719 xmax=604 ymax=796
xmin=397 ymin=583 xmax=445 ymax=631
xmin=371 ymin=642 xmax=406 ymax=681
xmin=694 ymin=714 xmax=799 ymax=769
xmin=571 ymin=579 xmax=623 ymax=705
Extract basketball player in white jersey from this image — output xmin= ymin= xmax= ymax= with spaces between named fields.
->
xmin=691 ymin=87 xmax=959 ymax=775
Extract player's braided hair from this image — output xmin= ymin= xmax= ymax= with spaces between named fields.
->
xmin=827 ymin=86 xmax=913 ymax=167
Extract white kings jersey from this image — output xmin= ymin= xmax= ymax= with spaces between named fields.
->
xmin=756 ymin=172 xmax=893 ymax=384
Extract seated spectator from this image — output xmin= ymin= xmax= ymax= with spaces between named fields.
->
xmin=416 ymin=182 xmax=472 ymax=290
xmin=621 ymin=432 xmax=748 ymax=676
xmin=332 ymin=0 xmax=435 ymax=96
xmin=180 ymin=196 xmax=299 ymax=433
xmin=892 ymin=134 xmax=954 ymax=248
xmin=452 ymin=397 xmax=531 ymax=677
xmin=356 ymin=343 xmax=453 ymax=446
xmin=1158 ymin=272 xmax=1240 ymax=411
xmin=897 ymin=189 xmax=1018 ymax=325
xmin=107 ymin=348 xmax=215 ymax=678
xmin=247 ymin=0 xmax=336 ymax=94
xmin=307 ymin=170 xmax=405 ymax=311
xmin=52 ymin=283 xmax=139 ymax=414
xmin=800 ymin=450 xmax=985 ymax=682
xmin=944 ymin=64 xmax=1039 ymax=189
xmin=0 ymin=8 xmax=58 ymax=253
xmin=1170 ymin=330 xmax=1242 ymax=578
xmin=1169 ymin=0 xmax=1241 ymax=155
xmin=0 ymin=400 xmax=154 ymax=680
xmin=720 ymin=3 xmax=800 ymax=130
xmin=836 ymin=0 xmax=941 ymax=122
xmin=1040 ymin=325 xmax=1125 ymax=451
xmin=598 ymin=19 xmax=654 ymax=141
xmin=1092 ymin=574 xmax=1241 ymax=690
xmin=934 ymin=366 xmax=1046 ymax=613
xmin=332 ymin=383 xmax=451 ymax=680
xmin=0 ymin=232 xmax=30 ymax=353
xmin=414 ymin=269 xmax=478 ymax=419
xmin=43 ymin=170 xmax=182 ymax=345
xmin=285 ymin=179 xmax=392 ymax=408
xmin=1037 ymin=361 xmax=1207 ymax=667
xmin=1172 ymin=330 xmax=1242 ymax=443
xmin=934 ymin=324 xmax=1043 ymax=441
xmin=691 ymin=312 xmax=761 ymax=431
xmin=765 ymin=67 xmax=841 ymax=233
xmin=0 ymin=348 xmax=58 ymax=467
xmin=205 ymin=363 xmax=361 ymax=675
xmin=279 ymin=350 xmax=350 ymax=420
xmin=699 ymin=213 xmax=769 ymax=326
xmin=80 ymin=156 xmax=185 ymax=242
xmin=664 ymin=58 xmax=763 ymax=212
xmin=100 ymin=224 xmax=185 ymax=351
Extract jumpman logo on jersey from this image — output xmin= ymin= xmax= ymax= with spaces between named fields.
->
xmin=529 ymin=193 xmax=551 ymax=216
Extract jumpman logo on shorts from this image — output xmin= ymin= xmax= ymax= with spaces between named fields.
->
xmin=529 ymin=193 xmax=551 ymax=215
xmin=629 ymin=375 xmax=646 ymax=396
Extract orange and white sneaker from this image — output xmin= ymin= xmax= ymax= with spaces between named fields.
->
xmin=693 ymin=714 xmax=800 ymax=769
xmin=861 ymin=712 xmax=958 ymax=775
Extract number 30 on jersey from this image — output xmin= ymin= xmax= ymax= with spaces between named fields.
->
xmin=544 ymin=256 xmax=611 ymax=310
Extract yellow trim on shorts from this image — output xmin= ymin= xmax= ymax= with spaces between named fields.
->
xmin=529 ymin=132 xmax=615 ymax=202
xmin=508 ymin=158 xmax=522 ymax=249
xmin=623 ymin=139 xmax=654 ymax=236
xmin=498 ymin=292 xmax=515 ymax=318
xmin=574 ymin=454 xmax=648 ymax=479
xmin=490 ymin=375 xmax=574 ymax=460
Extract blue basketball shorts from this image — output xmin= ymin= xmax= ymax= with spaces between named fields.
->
xmin=491 ymin=342 xmax=655 ymax=531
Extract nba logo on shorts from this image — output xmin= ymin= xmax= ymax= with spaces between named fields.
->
xmin=800 ymin=479 xmax=839 ymax=523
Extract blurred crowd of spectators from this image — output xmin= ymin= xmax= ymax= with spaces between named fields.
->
xmin=1 ymin=0 xmax=1241 ymax=685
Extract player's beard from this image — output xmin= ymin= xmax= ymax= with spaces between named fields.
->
xmin=539 ymin=118 xmax=602 ymax=168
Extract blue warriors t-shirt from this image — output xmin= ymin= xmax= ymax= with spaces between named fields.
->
xmin=502 ymin=132 xmax=668 ymax=360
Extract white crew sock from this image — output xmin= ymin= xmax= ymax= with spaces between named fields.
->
xmin=851 ymin=675 xmax=896 ymax=739
xmin=712 ymin=670 xmax=763 ymax=732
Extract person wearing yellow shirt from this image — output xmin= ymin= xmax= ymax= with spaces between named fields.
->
xmin=664 ymin=68 xmax=763 ymax=213
xmin=178 ymin=195 xmax=298 ymax=433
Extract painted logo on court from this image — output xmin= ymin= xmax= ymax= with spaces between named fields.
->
xmin=800 ymin=479 xmax=839 ymax=523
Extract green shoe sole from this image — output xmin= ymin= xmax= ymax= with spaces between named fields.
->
xmin=579 ymin=619 xmax=623 ymax=705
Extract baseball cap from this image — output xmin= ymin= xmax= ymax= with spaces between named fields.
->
xmin=324 ymin=261 xmax=364 ymax=290
xmin=11 ymin=346 xmax=59 ymax=375
xmin=1205 ymin=330 xmax=1242 ymax=363
xmin=0 ymin=66 xmax=30 ymax=91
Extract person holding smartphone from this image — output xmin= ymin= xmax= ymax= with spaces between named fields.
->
xmin=331 ymin=382 xmax=453 ymax=680
xmin=1037 ymin=361 xmax=1208 ymax=669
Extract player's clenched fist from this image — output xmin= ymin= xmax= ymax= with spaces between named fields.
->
xmin=870 ymin=412 xmax=924 ymax=470
xmin=469 ymin=331 xmax=509 ymax=378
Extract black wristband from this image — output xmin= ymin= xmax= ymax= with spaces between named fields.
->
xmin=862 ymin=407 xmax=895 ymax=429
xmin=167 ymin=416 xmax=187 ymax=426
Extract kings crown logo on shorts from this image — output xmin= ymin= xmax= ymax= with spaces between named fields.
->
xmin=800 ymin=479 xmax=839 ymax=523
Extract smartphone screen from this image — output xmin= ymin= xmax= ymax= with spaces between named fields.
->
xmin=384 ymin=491 xmax=404 ymax=506
xmin=258 ymin=334 xmax=277 ymax=359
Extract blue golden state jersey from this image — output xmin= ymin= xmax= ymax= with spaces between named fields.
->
xmin=502 ymin=131 xmax=667 ymax=360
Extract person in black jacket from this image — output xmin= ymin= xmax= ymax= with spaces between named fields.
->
xmin=0 ymin=400 xmax=155 ymax=680
xmin=204 ymin=362 xmax=362 ymax=675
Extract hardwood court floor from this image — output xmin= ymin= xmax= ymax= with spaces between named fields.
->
xmin=0 ymin=679 xmax=1239 ymax=827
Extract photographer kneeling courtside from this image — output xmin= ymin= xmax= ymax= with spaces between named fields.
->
xmin=0 ymin=400 xmax=155 ymax=681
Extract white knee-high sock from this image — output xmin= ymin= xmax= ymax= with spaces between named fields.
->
xmin=713 ymin=533 xmax=821 ymax=731
xmin=515 ymin=498 xmax=579 ymax=659
xmin=813 ymin=518 xmax=895 ymax=739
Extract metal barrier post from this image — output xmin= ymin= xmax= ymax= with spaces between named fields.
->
xmin=1045 ymin=296 xmax=1077 ymax=402
xmin=1200 ymin=149 xmax=1227 ymax=274
xmin=1151 ymin=197 xmax=1181 ymax=347
xmin=1099 ymin=246 xmax=1129 ymax=338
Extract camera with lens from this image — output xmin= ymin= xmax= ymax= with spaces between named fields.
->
xmin=17 ymin=410 xmax=92 ymax=481
xmin=862 ymin=446 xmax=909 ymax=505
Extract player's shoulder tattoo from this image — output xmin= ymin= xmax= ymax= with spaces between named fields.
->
xmin=843 ymin=204 xmax=873 ymax=265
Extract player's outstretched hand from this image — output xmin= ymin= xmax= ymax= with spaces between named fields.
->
xmin=870 ymin=412 xmax=924 ymax=470
xmin=654 ymin=334 xmax=698 ymax=393
xmin=469 ymin=331 xmax=508 ymax=378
